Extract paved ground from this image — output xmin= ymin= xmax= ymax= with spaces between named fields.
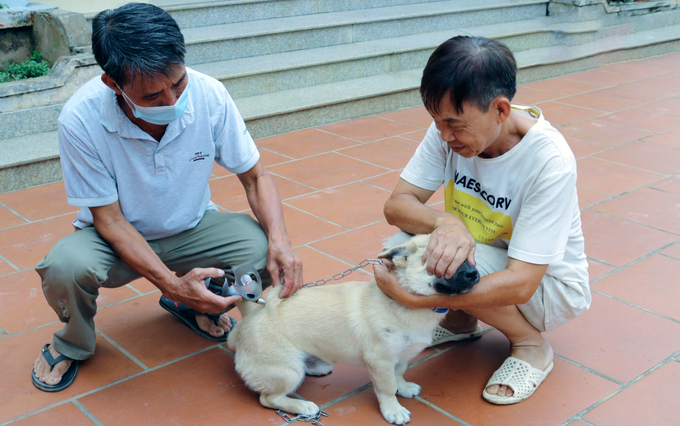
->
xmin=1 ymin=52 xmax=680 ymax=426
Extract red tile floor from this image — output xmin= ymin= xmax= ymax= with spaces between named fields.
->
xmin=2 ymin=52 xmax=680 ymax=426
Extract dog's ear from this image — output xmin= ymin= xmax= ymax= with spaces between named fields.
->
xmin=378 ymin=239 xmax=418 ymax=268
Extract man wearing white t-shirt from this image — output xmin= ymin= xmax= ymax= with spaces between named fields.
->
xmin=31 ymin=3 xmax=302 ymax=392
xmin=374 ymin=36 xmax=590 ymax=405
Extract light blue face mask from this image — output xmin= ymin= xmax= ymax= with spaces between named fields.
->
xmin=117 ymin=79 xmax=191 ymax=125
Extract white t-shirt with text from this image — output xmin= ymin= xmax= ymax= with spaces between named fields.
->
xmin=401 ymin=106 xmax=589 ymax=292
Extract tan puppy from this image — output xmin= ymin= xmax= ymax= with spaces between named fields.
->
xmin=227 ymin=234 xmax=479 ymax=424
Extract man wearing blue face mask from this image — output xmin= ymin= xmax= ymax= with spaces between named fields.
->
xmin=31 ymin=2 xmax=303 ymax=392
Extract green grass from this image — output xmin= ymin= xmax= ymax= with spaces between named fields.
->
xmin=0 ymin=51 xmax=51 ymax=83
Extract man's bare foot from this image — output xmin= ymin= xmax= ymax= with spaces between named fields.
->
xmin=440 ymin=309 xmax=479 ymax=334
xmin=485 ymin=336 xmax=554 ymax=397
xmin=195 ymin=313 xmax=233 ymax=338
xmin=33 ymin=345 xmax=72 ymax=386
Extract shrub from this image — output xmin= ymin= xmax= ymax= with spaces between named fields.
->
xmin=0 ymin=51 xmax=51 ymax=83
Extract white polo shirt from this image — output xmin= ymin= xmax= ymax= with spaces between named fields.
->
xmin=57 ymin=68 xmax=259 ymax=240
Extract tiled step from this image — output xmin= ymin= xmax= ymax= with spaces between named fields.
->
xmin=83 ymin=0 xmax=457 ymax=29
xmin=6 ymin=19 xmax=680 ymax=192
xmin=181 ymin=0 xmax=548 ymax=64
xmin=0 ymin=131 xmax=61 ymax=192
xmin=195 ymin=18 xmax=623 ymax=99
xmin=239 ymin=21 xmax=680 ymax=138
xmin=162 ymin=0 xmax=457 ymax=29
xmin=0 ymin=16 xmax=609 ymax=140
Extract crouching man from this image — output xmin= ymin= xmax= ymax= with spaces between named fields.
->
xmin=374 ymin=36 xmax=590 ymax=405
xmin=31 ymin=3 xmax=302 ymax=392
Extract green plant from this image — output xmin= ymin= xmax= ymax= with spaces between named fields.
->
xmin=0 ymin=4 xmax=10 ymax=9
xmin=0 ymin=50 xmax=51 ymax=83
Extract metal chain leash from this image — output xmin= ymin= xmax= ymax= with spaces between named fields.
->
xmin=276 ymin=409 xmax=329 ymax=426
xmin=303 ymin=258 xmax=385 ymax=288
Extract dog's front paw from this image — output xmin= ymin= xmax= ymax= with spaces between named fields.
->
xmin=396 ymin=382 xmax=421 ymax=398
xmin=294 ymin=400 xmax=320 ymax=416
xmin=381 ymin=403 xmax=411 ymax=425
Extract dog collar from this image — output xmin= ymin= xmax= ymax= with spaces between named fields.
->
xmin=431 ymin=307 xmax=448 ymax=313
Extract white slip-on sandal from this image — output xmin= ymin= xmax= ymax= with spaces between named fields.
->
xmin=429 ymin=324 xmax=484 ymax=347
xmin=482 ymin=357 xmax=554 ymax=405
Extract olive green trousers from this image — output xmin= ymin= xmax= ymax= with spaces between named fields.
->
xmin=36 ymin=210 xmax=269 ymax=360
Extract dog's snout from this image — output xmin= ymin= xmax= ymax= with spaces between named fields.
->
xmin=433 ymin=260 xmax=480 ymax=295
xmin=465 ymin=269 xmax=479 ymax=283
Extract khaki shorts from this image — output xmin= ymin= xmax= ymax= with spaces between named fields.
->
xmin=474 ymin=243 xmax=591 ymax=332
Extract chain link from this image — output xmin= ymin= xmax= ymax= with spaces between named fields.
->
xmin=276 ymin=410 xmax=329 ymax=426
xmin=303 ymin=258 xmax=385 ymax=288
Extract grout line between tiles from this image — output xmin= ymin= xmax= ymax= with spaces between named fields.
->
xmin=586 ymin=256 xmax=617 ymax=269
xmin=217 ymin=345 xmax=235 ymax=357
xmin=301 ymin=244 xmax=368 ymax=269
xmin=372 ymin=112 xmax=429 ymax=129
xmin=271 ymin=170 xmax=395 ymax=205
xmin=267 ymin=170 xmax=318 ymax=192
xmin=574 ymin=417 xmax=599 ymax=426
xmin=362 ymin=180 xmax=398 ymax=193
xmin=0 ymin=401 xmax=73 ymax=426
xmin=257 ymin=145 xmax=296 ymax=161
xmin=647 ymin=183 xmax=680 ymax=198
xmin=591 ymin=290 xmax=680 ymax=324
xmin=94 ymin=292 xmax=148 ymax=311
xmin=282 ymin=202 xmax=349 ymax=230
xmin=95 ymin=329 xmax=150 ymax=371
xmin=0 ymin=253 xmax=20 ymax=274
xmin=0 ymin=211 xmax=77 ymax=233
xmin=6 ymin=319 xmax=60 ymax=338
xmin=72 ymin=400 xmax=106 ymax=426
xmin=2 ymin=344 xmax=227 ymax=425
xmin=415 ymin=396 xmax=474 ymax=426
xmin=584 ymin=207 xmax=680 ymax=238
xmin=0 ymin=201 xmax=32 ymax=224
xmin=553 ymin=354 xmax=622 ymax=385
xmin=319 ymin=382 xmax=373 ymax=411
xmin=407 ymin=328 xmax=494 ymax=370
xmin=560 ymin=350 xmax=680 ymax=426
xmin=590 ymin=155 xmax=675 ymax=176
xmin=588 ymin=237 xmax=680 ymax=285
xmin=297 ymin=218 xmax=394 ymax=253
xmin=125 ymin=283 xmax=144 ymax=296
xmin=313 ymin=126 xmax=420 ymax=146
xmin=334 ymin=150 xmax=400 ymax=172
xmin=658 ymin=251 xmax=680 ymax=261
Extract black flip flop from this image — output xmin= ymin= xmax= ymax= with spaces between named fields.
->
xmin=31 ymin=344 xmax=79 ymax=392
xmin=159 ymin=296 xmax=236 ymax=342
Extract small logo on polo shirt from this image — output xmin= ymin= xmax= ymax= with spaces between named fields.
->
xmin=190 ymin=151 xmax=210 ymax=162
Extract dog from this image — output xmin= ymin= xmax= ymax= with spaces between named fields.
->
xmin=227 ymin=234 xmax=480 ymax=424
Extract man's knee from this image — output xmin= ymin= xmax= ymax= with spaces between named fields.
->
xmin=233 ymin=214 xmax=269 ymax=267
xmin=38 ymin=256 xmax=102 ymax=295
xmin=36 ymin=238 xmax=106 ymax=297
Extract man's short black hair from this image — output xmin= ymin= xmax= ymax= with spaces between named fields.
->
xmin=92 ymin=2 xmax=186 ymax=88
xmin=420 ymin=36 xmax=517 ymax=115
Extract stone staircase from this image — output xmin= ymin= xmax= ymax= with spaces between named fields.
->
xmin=2 ymin=0 xmax=680 ymax=192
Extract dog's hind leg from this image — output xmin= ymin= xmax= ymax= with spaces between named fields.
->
xmin=304 ymin=355 xmax=334 ymax=377
xmin=395 ymin=360 xmax=421 ymax=398
xmin=366 ymin=359 xmax=411 ymax=425
xmin=245 ymin=359 xmax=320 ymax=416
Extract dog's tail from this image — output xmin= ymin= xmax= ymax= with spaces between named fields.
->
xmin=227 ymin=285 xmax=284 ymax=349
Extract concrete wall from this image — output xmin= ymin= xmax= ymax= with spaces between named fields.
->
xmin=0 ymin=26 xmax=35 ymax=68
